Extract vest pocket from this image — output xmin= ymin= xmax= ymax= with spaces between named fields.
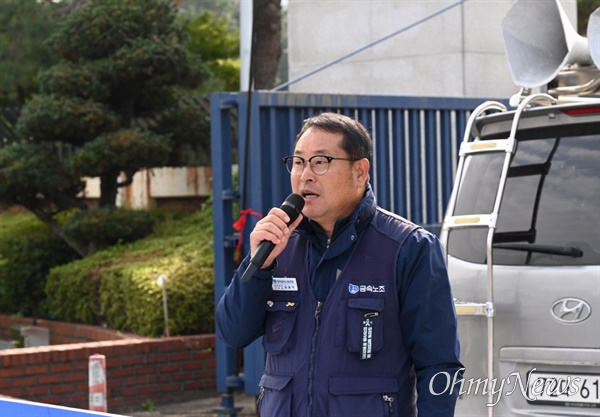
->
xmin=262 ymin=300 xmax=300 ymax=354
xmin=345 ymin=297 xmax=384 ymax=355
xmin=329 ymin=376 xmax=399 ymax=417
xmin=258 ymin=373 xmax=293 ymax=417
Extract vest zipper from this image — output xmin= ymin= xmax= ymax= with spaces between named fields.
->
xmin=256 ymin=386 xmax=265 ymax=406
xmin=306 ymin=301 xmax=323 ymax=417
xmin=314 ymin=301 xmax=323 ymax=320
xmin=383 ymin=394 xmax=395 ymax=414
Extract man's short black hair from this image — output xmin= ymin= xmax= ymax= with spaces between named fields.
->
xmin=296 ymin=112 xmax=373 ymax=163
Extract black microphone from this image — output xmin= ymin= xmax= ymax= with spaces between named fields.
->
xmin=240 ymin=193 xmax=305 ymax=282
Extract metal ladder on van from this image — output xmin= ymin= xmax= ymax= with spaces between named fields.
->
xmin=440 ymin=93 xmax=557 ymax=417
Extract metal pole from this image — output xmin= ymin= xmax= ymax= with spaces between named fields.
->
xmin=213 ymin=391 xmax=242 ymax=417
xmin=157 ymin=274 xmax=170 ymax=338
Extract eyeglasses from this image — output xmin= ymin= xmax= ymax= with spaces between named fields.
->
xmin=282 ymin=155 xmax=359 ymax=175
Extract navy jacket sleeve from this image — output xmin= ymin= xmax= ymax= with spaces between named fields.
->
xmin=397 ymin=229 xmax=464 ymax=416
xmin=215 ymin=255 xmax=274 ymax=348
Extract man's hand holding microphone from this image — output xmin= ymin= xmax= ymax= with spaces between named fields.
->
xmin=240 ymin=193 xmax=304 ymax=282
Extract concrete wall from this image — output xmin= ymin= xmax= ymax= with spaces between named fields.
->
xmin=81 ymin=166 xmax=212 ymax=210
xmin=286 ymin=0 xmax=577 ymax=98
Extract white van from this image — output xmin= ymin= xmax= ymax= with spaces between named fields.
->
xmin=441 ymin=1 xmax=600 ymax=416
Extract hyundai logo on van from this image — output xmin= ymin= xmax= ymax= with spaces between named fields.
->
xmin=551 ymin=298 xmax=592 ymax=324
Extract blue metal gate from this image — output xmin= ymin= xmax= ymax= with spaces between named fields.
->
xmin=210 ymin=91 xmax=503 ymax=395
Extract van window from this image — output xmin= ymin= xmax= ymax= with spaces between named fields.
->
xmin=447 ymin=132 xmax=600 ymax=266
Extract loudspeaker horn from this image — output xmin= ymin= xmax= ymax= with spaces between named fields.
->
xmin=588 ymin=7 xmax=600 ymax=68
xmin=501 ymin=0 xmax=591 ymax=89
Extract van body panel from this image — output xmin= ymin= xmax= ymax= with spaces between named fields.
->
xmin=445 ymin=103 xmax=600 ymax=415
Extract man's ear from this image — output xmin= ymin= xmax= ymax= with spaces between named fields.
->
xmin=354 ymin=158 xmax=370 ymax=186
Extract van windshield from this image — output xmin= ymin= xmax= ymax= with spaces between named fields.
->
xmin=448 ymin=133 xmax=600 ymax=266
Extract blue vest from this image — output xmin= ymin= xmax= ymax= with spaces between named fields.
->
xmin=259 ymin=208 xmax=419 ymax=417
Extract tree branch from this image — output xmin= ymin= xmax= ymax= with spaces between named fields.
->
xmin=27 ymin=206 xmax=89 ymax=258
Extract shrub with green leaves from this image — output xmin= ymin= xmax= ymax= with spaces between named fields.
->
xmin=46 ymin=201 xmax=215 ymax=336
xmin=0 ymin=212 xmax=79 ymax=317
xmin=62 ymin=207 xmax=156 ymax=251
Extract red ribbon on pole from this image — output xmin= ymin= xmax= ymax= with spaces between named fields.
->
xmin=233 ymin=208 xmax=262 ymax=263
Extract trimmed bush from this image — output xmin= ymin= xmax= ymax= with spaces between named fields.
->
xmin=0 ymin=212 xmax=79 ymax=317
xmin=46 ymin=201 xmax=215 ymax=336
xmin=62 ymin=207 xmax=156 ymax=251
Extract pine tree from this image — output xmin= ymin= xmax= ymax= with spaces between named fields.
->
xmin=0 ymin=0 xmax=209 ymax=256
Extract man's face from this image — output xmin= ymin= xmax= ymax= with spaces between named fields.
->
xmin=291 ymin=127 xmax=369 ymax=236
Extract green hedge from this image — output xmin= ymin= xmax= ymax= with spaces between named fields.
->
xmin=45 ymin=202 xmax=215 ymax=336
xmin=0 ymin=212 xmax=79 ymax=317
xmin=62 ymin=206 xmax=156 ymax=251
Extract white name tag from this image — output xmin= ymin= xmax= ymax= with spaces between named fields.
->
xmin=272 ymin=277 xmax=298 ymax=291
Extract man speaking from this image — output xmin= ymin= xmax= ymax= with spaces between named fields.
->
xmin=216 ymin=112 xmax=463 ymax=416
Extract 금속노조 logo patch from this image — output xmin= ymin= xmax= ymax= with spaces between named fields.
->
xmin=348 ymin=283 xmax=385 ymax=294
